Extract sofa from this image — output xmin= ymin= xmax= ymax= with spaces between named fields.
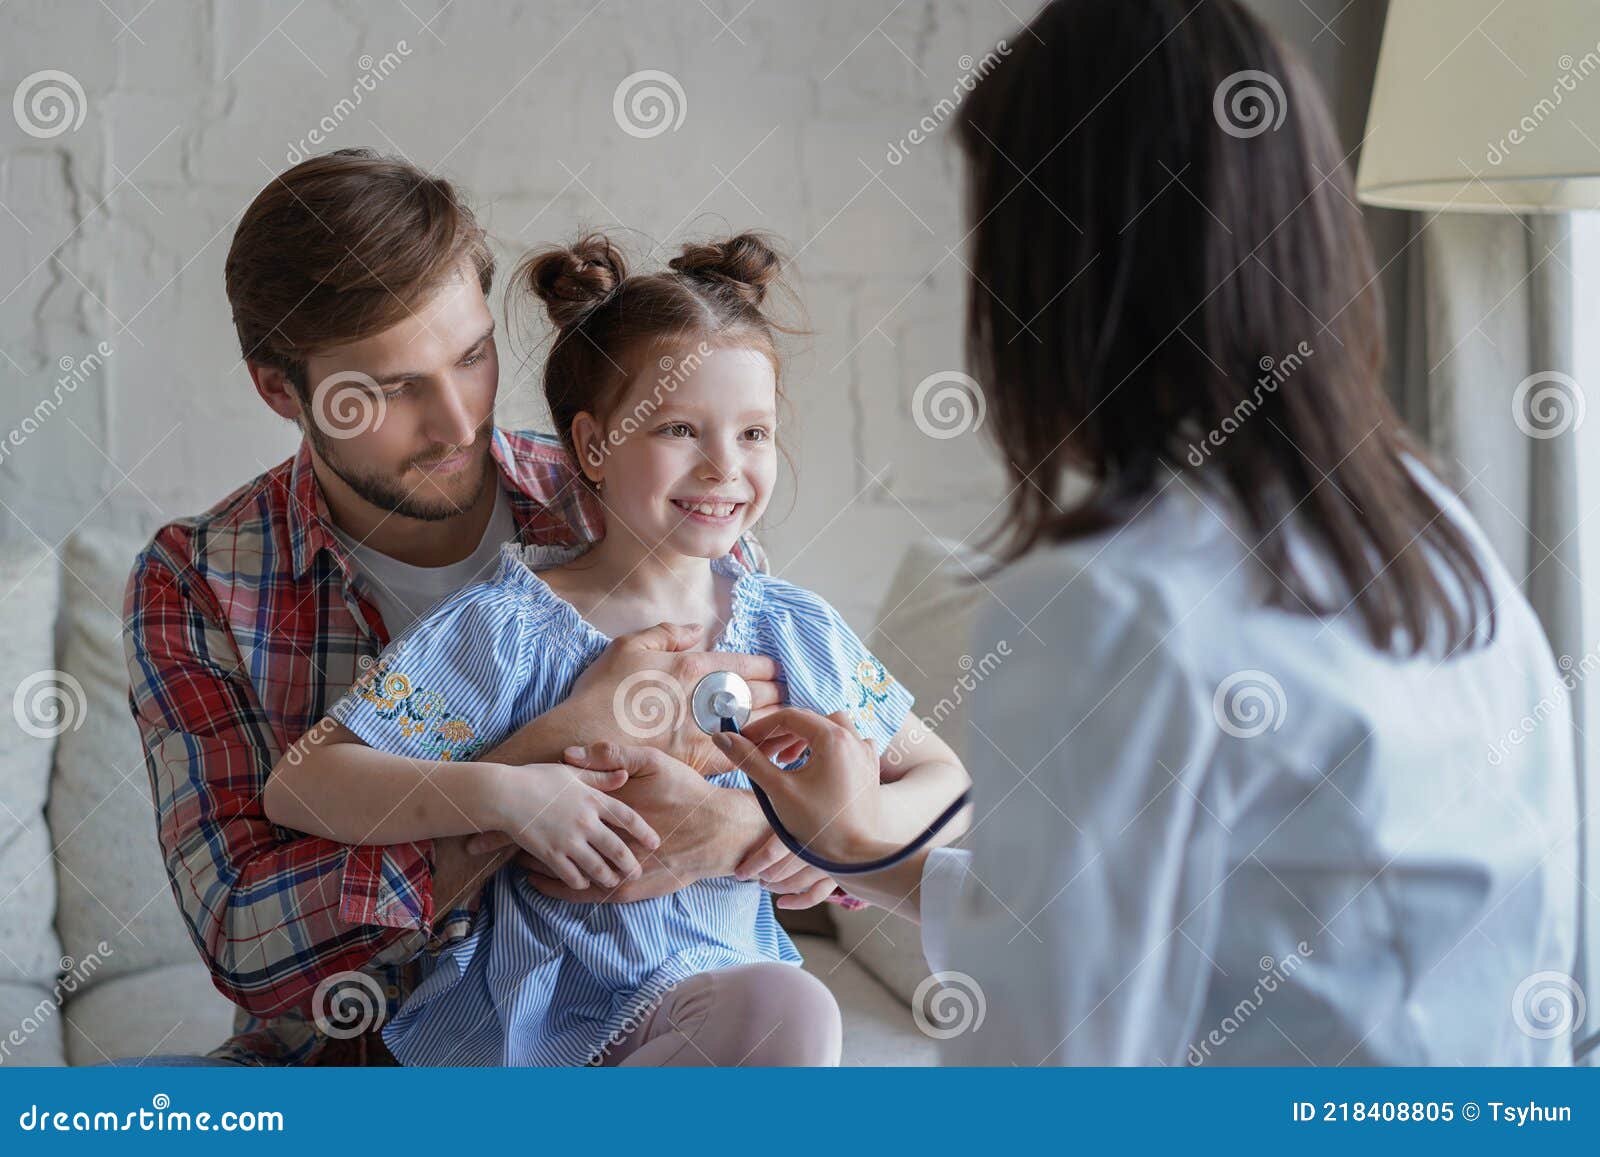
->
xmin=0 ymin=530 xmax=982 ymax=1067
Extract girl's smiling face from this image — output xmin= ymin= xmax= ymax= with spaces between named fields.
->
xmin=572 ymin=343 xmax=778 ymax=559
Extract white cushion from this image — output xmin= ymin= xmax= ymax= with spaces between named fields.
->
xmin=0 ymin=540 xmax=65 ymax=992
xmin=0 ymin=980 xmax=68 ymax=1066
xmin=793 ymin=934 xmax=936 ymax=1066
xmin=62 ymin=960 xmax=237 ymax=1066
xmin=831 ymin=536 xmax=989 ymax=1006
xmin=54 ymin=946 xmax=926 ymax=1068
xmin=829 ymin=904 xmax=933 ymax=1012
xmin=49 ymin=530 xmax=198 ymax=984
xmin=866 ymin=534 xmax=992 ymax=764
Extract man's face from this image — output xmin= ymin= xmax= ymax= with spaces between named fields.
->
xmin=296 ymin=266 xmax=499 ymax=522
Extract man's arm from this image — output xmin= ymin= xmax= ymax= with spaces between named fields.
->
xmin=124 ymin=543 xmax=448 ymax=1018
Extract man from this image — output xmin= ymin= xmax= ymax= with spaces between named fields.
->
xmin=117 ymin=149 xmax=790 ymax=1065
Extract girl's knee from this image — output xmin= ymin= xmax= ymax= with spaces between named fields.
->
xmin=715 ymin=964 xmax=841 ymax=1066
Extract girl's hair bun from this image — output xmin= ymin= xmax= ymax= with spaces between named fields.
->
xmin=522 ymin=233 xmax=627 ymax=329
xmin=668 ymin=231 xmax=783 ymax=308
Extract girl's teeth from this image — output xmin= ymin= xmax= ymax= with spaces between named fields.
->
xmin=676 ymin=500 xmax=737 ymax=517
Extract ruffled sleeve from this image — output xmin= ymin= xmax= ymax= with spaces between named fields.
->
xmin=326 ymin=581 xmax=535 ymax=763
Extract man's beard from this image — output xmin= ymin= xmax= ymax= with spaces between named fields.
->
xmin=307 ymin=414 xmax=496 ymax=523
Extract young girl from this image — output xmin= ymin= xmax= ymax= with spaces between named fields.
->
xmin=265 ymin=231 xmax=969 ymax=1066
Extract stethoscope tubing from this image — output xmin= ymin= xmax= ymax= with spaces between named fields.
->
xmin=721 ymin=716 xmax=972 ymax=876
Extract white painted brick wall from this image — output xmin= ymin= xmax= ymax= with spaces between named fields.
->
xmin=0 ymin=0 xmax=1331 ymax=623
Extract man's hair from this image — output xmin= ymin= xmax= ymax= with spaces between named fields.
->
xmin=224 ymin=147 xmax=494 ymax=392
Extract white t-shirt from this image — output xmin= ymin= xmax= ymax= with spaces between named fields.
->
xmin=331 ymin=485 xmax=518 ymax=641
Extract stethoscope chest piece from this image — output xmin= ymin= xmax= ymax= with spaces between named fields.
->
xmin=691 ymin=670 xmax=753 ymax=734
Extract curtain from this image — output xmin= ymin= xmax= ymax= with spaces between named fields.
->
xmin=1397 ymin=213 xmax=1594 ymax=1064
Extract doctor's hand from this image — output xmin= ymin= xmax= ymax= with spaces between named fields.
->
xmin=713 ymin=707 xmax=891 ymax=865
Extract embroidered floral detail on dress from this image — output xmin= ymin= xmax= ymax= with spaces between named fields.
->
xmin=847 ymin=656 xmax=897 ymax=734
xmin=354 ymin=655 xmax=484 ymax=761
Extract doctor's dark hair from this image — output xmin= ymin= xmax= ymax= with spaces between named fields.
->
xmin=955 ymin=0 xmax=1494 ymax=657
xmin=512 ymin=231 xmax=796 ymax=479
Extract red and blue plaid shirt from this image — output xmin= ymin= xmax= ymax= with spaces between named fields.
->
xmin=122 ymin=427 xmax=769 ymax=1065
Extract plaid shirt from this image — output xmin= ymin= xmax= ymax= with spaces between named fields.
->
xmin=123 ymin=427 xmax=768 ymax=1065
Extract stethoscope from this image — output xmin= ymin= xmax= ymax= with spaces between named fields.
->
xmin=691 ymin=671 xmax=972 ymax=875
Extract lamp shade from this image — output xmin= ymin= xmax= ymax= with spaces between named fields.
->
xmin=1356 ymin=0 xmax=1600 ymax=212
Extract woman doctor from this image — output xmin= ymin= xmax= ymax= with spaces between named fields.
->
xmin=713 ymin=0 xmax=1579 ymax=1066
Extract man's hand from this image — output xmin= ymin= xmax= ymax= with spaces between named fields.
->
xmin=466 ymin=741 xmax=769 ymax=903
xmin=428 ymin=832 xmax=517 ymax=931
xmin=548 ymin=622 xmax=785 ymax=774
xmin=464 ymin=620 xmax=785 ymax=903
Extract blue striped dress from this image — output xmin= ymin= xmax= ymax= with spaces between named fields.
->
xmin=326 ymin=539 xmax=914 ymax=1066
